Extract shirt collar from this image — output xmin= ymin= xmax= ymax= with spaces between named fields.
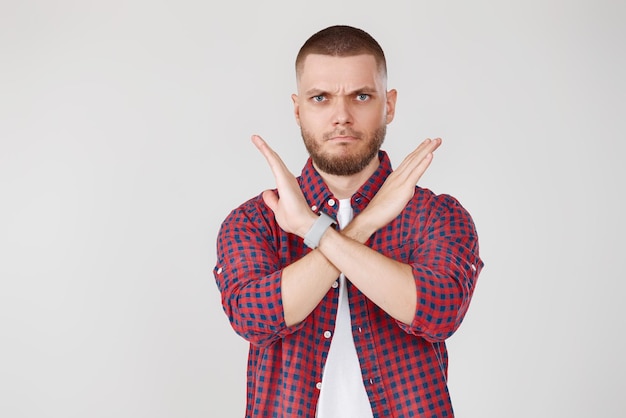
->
xmin=298 ymin=150 xmax=393 ymax=215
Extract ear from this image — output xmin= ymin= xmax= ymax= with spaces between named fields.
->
xmin=385 ymin=89 xmax=398 ymax=124
xmin=291 ymin=94 xmax=301 ymax=126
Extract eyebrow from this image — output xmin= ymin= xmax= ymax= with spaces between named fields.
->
xmin=304 ymin=86 xmax=379 ymax=97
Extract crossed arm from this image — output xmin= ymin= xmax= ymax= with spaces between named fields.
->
xmin=251 ymin=135 xmax=442 ymax=326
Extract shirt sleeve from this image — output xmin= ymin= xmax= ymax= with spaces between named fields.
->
xmin=213 ymin=196 xmax=304 ymax=347
xmin=397 ymin=193 xmax=484 ymax=342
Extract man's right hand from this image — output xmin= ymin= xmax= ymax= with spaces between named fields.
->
xmin=251 ymin=134 xmax=318 ymax=238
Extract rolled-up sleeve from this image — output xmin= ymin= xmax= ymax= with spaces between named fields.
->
xmin=213 ymin=198 xmax=304 ymax=347
xmin=398 ymin=194 xmax=484 ymax=341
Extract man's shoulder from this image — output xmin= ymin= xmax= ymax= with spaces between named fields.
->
xmin=410 ymin=187 xmax=471 ymax=214
xmin=220 ymin=191 xmax=274 ymax=226
xmin=410 ymin=186 xmax=443 ymax=205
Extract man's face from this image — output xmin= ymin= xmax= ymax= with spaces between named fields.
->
xmin=292 ymin=54 xmax=397 ymax=176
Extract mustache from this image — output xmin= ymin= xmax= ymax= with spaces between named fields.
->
xmin=322 ymin=128 xmax=362 ymax=141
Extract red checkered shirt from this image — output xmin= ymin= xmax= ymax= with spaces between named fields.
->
xmin=214 ymin=151 xmax=483 ymax=417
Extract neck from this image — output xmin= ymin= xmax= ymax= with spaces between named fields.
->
xmin=315 ymin=155 xmax=380 ymax=200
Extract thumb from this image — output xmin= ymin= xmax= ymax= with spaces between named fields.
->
xmin=261 ymin=189 xmax=279 ymax=212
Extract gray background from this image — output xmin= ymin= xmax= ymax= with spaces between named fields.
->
xmin=1 ymin=1 xmax=624 ymax=417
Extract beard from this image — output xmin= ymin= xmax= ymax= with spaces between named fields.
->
xmin=301 ymin=125 xmax=386 ymax=176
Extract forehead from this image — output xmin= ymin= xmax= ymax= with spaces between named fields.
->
xmin=297 ymin=54 xmax=385 ymax=91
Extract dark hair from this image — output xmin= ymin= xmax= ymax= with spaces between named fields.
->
xmin=295 ymin=25 xmax=387 ymax=78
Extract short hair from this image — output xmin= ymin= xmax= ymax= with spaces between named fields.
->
xmin=295 ymin=25 xmax=387 ymax=79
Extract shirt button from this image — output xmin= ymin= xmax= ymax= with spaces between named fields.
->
xmin=323 ymin=330 xmax=332 ymax=339
xmin=311 ymin=205 xmax=318 ymax=212
xmin=217 ymin=267 xmax=223 ymax=274
xmin=316 ymin=382 xmax=322 ymax=390
xmin=331 ymin=280 xmax=339 ymax=288
xmin=327 ymin=198 xmax=336 ymax=207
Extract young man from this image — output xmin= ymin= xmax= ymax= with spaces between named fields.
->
xmin=214 ymin=25 xmax=483 ymax=417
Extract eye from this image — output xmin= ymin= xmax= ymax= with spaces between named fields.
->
xmin=356 ymin=93 xmax=370 ymax=101
xmin=312 ymin=95 xmax=326 ymax=102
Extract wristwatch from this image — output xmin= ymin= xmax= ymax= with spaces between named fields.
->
xmin=303 ymin=212 xmax=336 ymax=249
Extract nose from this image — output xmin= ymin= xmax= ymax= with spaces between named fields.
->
xmin=332 ymin=98 xmax=352 ymax=126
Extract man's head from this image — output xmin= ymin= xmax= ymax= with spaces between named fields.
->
xmin=295 ymin=25 xmax=388 ymax=84
xmin=292 ymin=25 xmax=397 ymax=177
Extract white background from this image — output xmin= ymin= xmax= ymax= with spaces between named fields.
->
xmin=1 ymin=1 xmax=625 ymax=417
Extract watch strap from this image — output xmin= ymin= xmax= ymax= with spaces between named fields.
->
xmin=303 ymin=212 xmax=336 ymax=249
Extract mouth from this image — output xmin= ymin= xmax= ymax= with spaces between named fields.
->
xmin=324 ymin=129 xmax=361 ymax=142
xmin=328 ymin=135 xmax=359 ymax=142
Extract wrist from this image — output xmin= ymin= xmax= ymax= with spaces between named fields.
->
xmin=297 ymin=212 xmax=319 ymax=238
xmin=303 ymin=212 xmax=336 ymax=249
xmin=344 ymin=212 xmax=377 ymax=243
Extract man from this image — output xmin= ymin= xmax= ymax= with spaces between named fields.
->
xmin=214 ymin=25 xmax=483 ymax=417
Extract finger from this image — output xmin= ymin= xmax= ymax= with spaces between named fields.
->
xmin=262 ymin=189 xmax=279 ymax=212
xmin=413 ymin=152 xmax=434 ymax=178
xmin=394 ymin=138 xmax=440 ymax=179
xmin=251 ymin=134 xmax=278 ymax=165
xmin=251 ymin=134 xmax=292 ymax=181
xmin=429 ymin=137 xmax=442 ymax=153
xmin=402 ymin=138 xmax=440 ymax=162
xmin=429 ymin=137 xmax=442 ymax=149
xmin=411 ymin=138 xmax=441 ymax=159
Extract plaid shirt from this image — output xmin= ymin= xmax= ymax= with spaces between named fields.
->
xmin=214 ymin=151 xmax=483 ymax=417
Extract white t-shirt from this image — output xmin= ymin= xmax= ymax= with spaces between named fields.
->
xmin=315 ymin=198 xmax=373 ymax=418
